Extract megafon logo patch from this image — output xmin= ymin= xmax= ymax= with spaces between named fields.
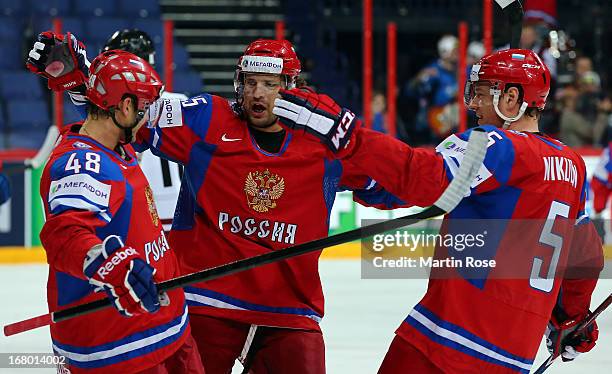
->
xmin=241 ymin=56 xmax=283 ymax=74
xmin=443 ymin=141 xmax=456 ymax=150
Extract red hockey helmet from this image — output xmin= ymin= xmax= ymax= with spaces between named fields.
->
xmin=87 ymin=50 xmax=163 ymax=112
xmin=234 ymin=39 xmax=301 ymax=101
xmin=465 ymin=48 xmax=551 ymax=125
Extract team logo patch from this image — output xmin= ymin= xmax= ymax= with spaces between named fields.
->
xmin=144 ymin=186 xmax=160 ymax=226
xmin=244 ymin=169 xmax=285 ymax=213
xmin=73 ymin=141 xmax=92 ymax=149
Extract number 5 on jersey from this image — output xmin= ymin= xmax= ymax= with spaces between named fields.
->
xmin=65 ymin=152 xmax=101 ymax=174
xmin=530 ymin=201 xmax=570 ymax=293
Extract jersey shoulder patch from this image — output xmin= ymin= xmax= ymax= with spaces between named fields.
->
xmin=437 ymin=125 xmax=515 ymax=188
xmin=47 ymin=149 xmax=123 ymax=219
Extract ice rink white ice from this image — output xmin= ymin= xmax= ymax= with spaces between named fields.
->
xmin=0 ymin=261 xmax=610 ymax=373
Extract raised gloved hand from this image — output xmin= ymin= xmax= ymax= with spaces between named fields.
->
xmin=545 ymin=314 xmax=598 ymax=361
xmin=27 ymin=31 xmax=90 ymax=92
xmin=83 ymin=235 xmax=160 ymax=317
xmin=273 ymin=88 xmax=360 ymax=154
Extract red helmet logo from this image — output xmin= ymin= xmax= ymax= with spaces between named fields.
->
xmin=467 ymin=48 xmax=551 ymax=110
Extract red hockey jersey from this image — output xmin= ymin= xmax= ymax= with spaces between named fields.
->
xmin=136 ymin=94 xmax=405 ymax=330
xmin=40 ymin=125 xmax=189 ymax=373
xmin=343 ymin=125 xmax=604 ymax=373
xmin=591 ymin=143 xmax=612 ymax=214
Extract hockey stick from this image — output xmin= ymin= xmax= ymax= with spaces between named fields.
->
xmin=533 ymin=293 xmax=612 ymax=374
xmin=2 ymin=125 xmax=60 ymax=175
xmin=493 ymin=0 xmax=524 ymax=49
xmin=3 ymin=128 xmax=488 ymax=337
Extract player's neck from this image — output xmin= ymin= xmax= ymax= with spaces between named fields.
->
xmin=248 ymin=121 xmax=283 ymax=133
xmin=507 ymin=118 xmax=539 ymax=133
xmin=80 ymin=118 xmax=121 ymax=150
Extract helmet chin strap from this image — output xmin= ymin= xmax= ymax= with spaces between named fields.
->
xmin=492 ymin=93 xmax=528 ymax=129
xmin=109 ymin=108 xmax=141 ymax=144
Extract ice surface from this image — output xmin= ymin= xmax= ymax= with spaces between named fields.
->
xmin=1 ymin=263 xmax=609 ymax=373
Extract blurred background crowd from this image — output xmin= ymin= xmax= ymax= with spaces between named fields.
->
xmin=0 ymin=0 xmax=610 ymax=150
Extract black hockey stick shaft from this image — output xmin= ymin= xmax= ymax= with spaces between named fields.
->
xmin=493 ymin=0 xmax=524 ymax=49
xmin=533 ymin=293 xmax=612 ymax=374
xmin=54 ymin=206 xmax=446 ymax=323
xmin=4 ymin=129 xmax=488 ymax=335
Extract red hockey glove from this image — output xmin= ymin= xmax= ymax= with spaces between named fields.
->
xmin=83 ymin=235 xmax=161 ymax=317
xmin=546 ymin=314 xmax=598 ymax=361
xmin=27 ymin=31 xmax=90 ymax=92
xmin=273 ymin=88 xmax=361 ymax=155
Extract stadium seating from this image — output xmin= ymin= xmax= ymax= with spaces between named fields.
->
xmin=132 ymin=19 xmax=164 ymax=44
xmin=120 ymin=0 xmax=161 ymax=18
xmin=173 ymin=71 xmax=204 ymax=97
xmin=75 ymin=0 xmax=118 ymax=18
xmin=86 ymin=18 xmax=132 ymax=44
xmin=0 ymin=43 xmax=21 ymax=69
xmin=0 ymin=17 xmax=22 ymax=41
xmin=35 ymin=17 xmax=86 ymax=40
xmin=6 ymin=100 xmax=50 ymax=149
xmin=0 ymin=71 xmax=44 ymax=100
xmin=63 ymin=101 xmax=84 ymax=125
xmin=30 ymin=0 xmax=71 ymax=17
xmin=0 ymin=0 xmax=25 ymax=16
xmin=0 ymin=1 xmax=202 ymax=149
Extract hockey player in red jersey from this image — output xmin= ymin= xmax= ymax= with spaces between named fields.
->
xmin=273 ymin=49 xmax=604 ymax=373
xmin=591 ymin=144 xmax=612 ymax=221
xmin=29 ymin=34 xmax=412 ymax=373
xmin=38 ymin=50 xmax=204 ymax=373
xmin=138 ymin=39 xmax=411 ymax=374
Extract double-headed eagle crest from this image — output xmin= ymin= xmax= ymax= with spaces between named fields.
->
xmin=144 ymin=186 xmax=160 ymax=226
xmin=244 ymin=169 xmax=285 ymax=213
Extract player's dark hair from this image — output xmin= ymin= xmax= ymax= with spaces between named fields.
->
xmin=296 ymin=76 xmax=308 ymax=88
xmin=87 ymin=94 xmax=138 ymax=120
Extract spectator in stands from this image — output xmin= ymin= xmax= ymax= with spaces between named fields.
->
xmin=403 ymin=35 xmax=458 ymax=143
xmin=558 ymin=77 xmax=611 ymax=147
xmin=369 ymin=90 xmax=407 ymax=139
xmin=520 ymin=24 xmax=557 ymax=79
xmin=466 ymin=41 xmax=485 ymax=67
xmin=575 ymin=56 xmax=593 ymax=81
xmin=371 ymin=91 xmax=387 ymax=134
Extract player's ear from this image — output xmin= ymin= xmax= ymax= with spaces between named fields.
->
xmin=118 ymin=95 xmax=136 ymax=117
xmin=505 ymin=86 xmax=521 ymax=107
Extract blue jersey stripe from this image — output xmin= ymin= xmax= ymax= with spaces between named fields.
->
xmin=404 ymin=304 xmax=533 ymax=372
xmin=53 ymin=305 xmax=188 ymax=369
xmin=184 ymin=287 xmax=322 ymax=322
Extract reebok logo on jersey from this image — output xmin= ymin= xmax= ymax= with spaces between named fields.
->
xmin=97 ymin=247 xmax=137 ymax=279
xmin=221 ymin=134 xmax=241 ymax=142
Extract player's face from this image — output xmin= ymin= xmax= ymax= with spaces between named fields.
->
xmin=116 ymin=97 xmax=149 ymax=142
xmin=467 ymin=83 xmax=503 ymax=127
xmin=242 ymin=74 xmax=284 ymax=129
